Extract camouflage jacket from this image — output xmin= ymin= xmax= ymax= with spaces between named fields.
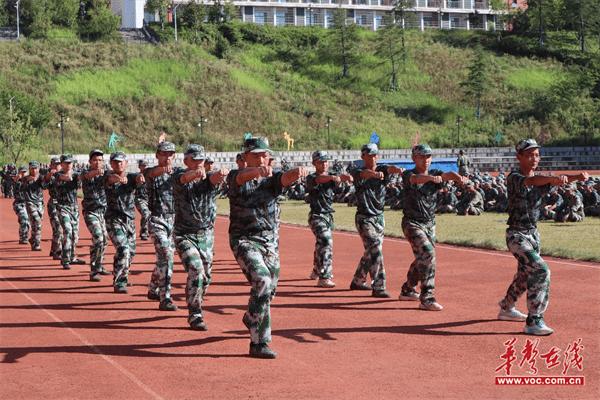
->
xmin=506 ymin=171 xmax=551 ymax=230
xmin=173 ymin=170 xmax=220 ymax=234
xmin=402 ymin=168 xmax=444 ymax=223
xmin=53 ymin=172 xmax=81 ymax=207
xmin=305 ymin=173 xmax=336 ymax=215
xmin=104 ymin=173 xmax=139 ymax=220
xmin=349 ymin=165 xmax=391 ymax=217
xmin=81 ymin=169 xmax=107 ymax=212
xmin=227 ymin=170 xmax=284 ymax=237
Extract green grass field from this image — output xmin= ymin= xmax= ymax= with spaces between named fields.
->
xmin=216 ymin=199 xmax=600 ymax=262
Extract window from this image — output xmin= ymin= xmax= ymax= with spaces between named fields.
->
xmin=255 ymin=12 xmax=267 ymax=24
xmin=276 ymin=11 xmax=286 ymax=26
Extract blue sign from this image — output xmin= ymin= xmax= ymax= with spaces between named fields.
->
xmin=369 ymin=131 xmax=380 ymax=145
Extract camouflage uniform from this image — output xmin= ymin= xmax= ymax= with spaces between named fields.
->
xmin=12 ymin=177 xmax=30 ymax=243
xmin=145 ymin=166 xmax=180 ymax=303
xmin=227 ymin=169 xmax=284 ymax=345
xmin=349 ymin=165 xmax=391 ymax=292
xmin=173 ymin=165 xmax=220 ymax=325
xmin=20 ymin=172 xmax=45 ymax=249
xmin=46 ymin=172 xmax=63 ymax=258
xmin=499 ymin=171 xmax=552 ymax=325
xmin=399 ymin=168 xmax=445 ymax=304
xmin=134 ymin=179 xmax=151 ymax=239
xmin=54 ymin=171 xmax=81 ymax=266
xmin=306 ymin=172 xmax=336 ymax=280
xmin=105 ymin=171 xmax=139 ymax=290
xmin=457 ymin=154 xmax=471 ymax=176
xmin=81 ymin=169 xmax=108 ymax=276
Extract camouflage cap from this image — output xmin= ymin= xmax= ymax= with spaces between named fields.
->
xmin=515 ymin=138 xmax=541 ymax=153
xmin=361 ymin=143 xmax=379 ymax=155
xmin=18 ymin=166 xmax=27 ymax=172
xmin=236 ymin=153 xmax=244 ymax=161
xmin=243 ymin=137 xmax=272 ymax=154
xmin=184 ymin=144 xmax=206 ymax=160
xmin=157 ymin=141 xmax=176 ymax=153
xmin=29 ymin=160 xmax=40 ymax=168
xmin=205 ymin=156 xmax=214 ymax=164
xmin=50 ymin=157 xmax=60 ymax=164
xmin=412 ymin=144 xmax=433 ymax=156
xmin=60 ymin=154 xmax=74 ymax=163
xmin=110 ymin=151 xmax=127 ymax=162
xmin=89 ymin=149 xmax=104 ymax=158
xmin=138 ymin=159 xmax=147 ymax=166
xmin=312 ymin=150 xmax=332 ymax=162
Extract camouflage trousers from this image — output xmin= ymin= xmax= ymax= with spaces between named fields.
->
xmin=499 ymin=228 xmax=550 ymax=320
xmin=175 ymin=229 xmax=214 ymax=323
xmin=554 ymin=209 xmax=584 ymax=222
xmin=47 ymin=200 xmax=63 ymax=257
xmin=13 ymin=202 xmax=30 ymax=242
xmin=585 ymin=205 xmax=600 ymax=217
xmin=25 ymin=201 xmax=44 ymax=248
xmin=401 ymin=219 xmax=437 ymax=303
xmin=147 ymin=215 xmax=175 ymax=301
xmin=58 ymin=205 xmax=80 ymax=265
xmin=106 ymin=217 xmax=136 ymax=289
xmin=135 ymin=199 xmax=151 ymax=238
xmin=309 ymin=213 xmax=334 ymax=279
xmin=83 ymin=209 xmax=108 ymax=274
xmin=352 ymin=213 xmax=386 ymax=291
xmin=230 ymin=232 xmax=280 ymax=345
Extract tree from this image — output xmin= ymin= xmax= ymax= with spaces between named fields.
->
xmin=146 ymin=0 xmax=170 ymax=30
xmin=329 ymin=7 xmax=360 ymax=79
xmin=461 ymin=45 xmax=489 ymax=120
xmin=207 ymin=0 xmax=236 ymax=24
xmin=565 ymin=0 xmax=600 ymax=53
xmin=181 ymin=1 xmax=207 ymax=31
xmin=376 ymin=1 xmax=416 ymax=91
xmin=78 ymin=0 xmax=119 ymax=40
xmin=0 ymin=106 xmax=39 ymax=165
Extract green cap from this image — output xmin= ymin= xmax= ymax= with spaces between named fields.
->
xmin=60 ymin=154 xmax=74 ymax=163
xmin=18 ymin=166 xmax=27 ymax=172
xmin=243 ymin=137 xmax=272 ymax=154
xmin=89 ymin=149 xmax=104 ymax=158
xmin=312 ymin=150 xmax=332 ymax=162
xmin=184 ymin=144 xmax=206 ymax=160
xmin=50 ymin=157 xmax=60 ymax=164
xmin=515 ymin=139 xmax=541 ymax=153
xmin=110 ymin=151 xmax=127 ymax=162
xmin=157 ymin=141 xmax=176 ymax=153
xmin=412 ymin=144 xmax=433 ymax=156
xmin=361 ymin=143 xmax=379 ymax=155
xmin=29 ymin=161 xmax=40 ymax=168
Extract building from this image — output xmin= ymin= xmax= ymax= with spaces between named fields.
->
xmin=112 ymin=0 xmax=526 ymax=31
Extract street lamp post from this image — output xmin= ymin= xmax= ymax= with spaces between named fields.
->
xmin=57 ymin=113 xmax=69 ymax=154
xmin=325 ymin=115 xmax=332 ymax=149
xmin=307 ymin=4 xmax=312 ymax=26
xmin=455 ymin=115 xmax=463 ymax=146
xmin=173 ymin=4 xmax=180 ymax=42
xmin=197 ymin=115 xmax=208 ymax=142
xmin=15 ymin=0 xmax=20 ymax=41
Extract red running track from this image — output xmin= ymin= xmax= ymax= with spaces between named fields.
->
xmin=0 ymin=197 xmax=598 ymax=399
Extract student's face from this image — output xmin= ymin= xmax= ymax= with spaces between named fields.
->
xmin=61 ymin=162 xmax=73 ymax=173
xmin=244 ymin=151 xmax=269 ymax=168
xmin=236 ymin=159 xmax=246 ymax=169
xmin=90 ymin=155 xmax=104 ymax=170
xmin=361 ymin=153 xmax=377 ymax=169
xmin=205 ymin=162 xmax=213 ymax=172
xmin=516 ymin=148 xmax=540 ymax=170
xmin=313 ymin=160 xmax=328 ymax=174
xmin=111 ymin=160 xmax=127 ymax=173
xmin=29 ymin=167 xmax=38 ymax=176
xmin=184 ymin=157 xmax=204 ymax=170
xmin=412 ymin=154 xmax=432 ymax=172
xmin=156 ymin=151 xmax=175 ymax=167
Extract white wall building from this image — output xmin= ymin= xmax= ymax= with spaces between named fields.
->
xmin=112 ymin=0 xmax=508 ymax=31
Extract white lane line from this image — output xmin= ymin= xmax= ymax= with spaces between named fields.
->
xmin=0 ymin=275 xmax=164 ymax=400
xmin=216 ymin=216 xmax=599 ymax=270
